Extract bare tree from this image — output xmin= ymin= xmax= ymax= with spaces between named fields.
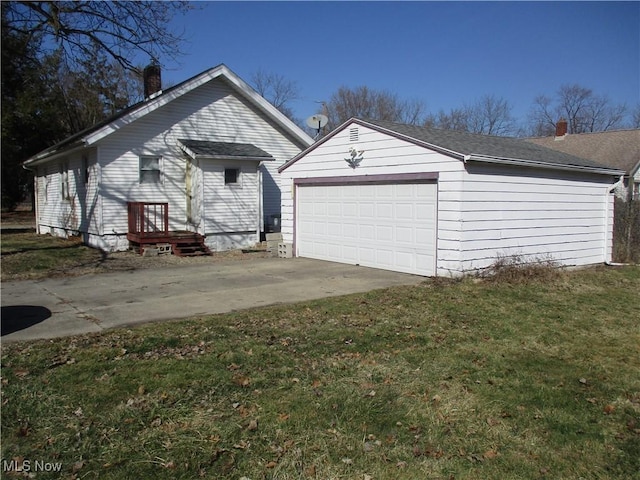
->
xmin=527 ymin=84 xmax=627 ymax=136
xmin=633 ymin=104 xmax=640 ymax=128
xmin=250 ymin=69 xmax=300 ymax=121
xmin=425 ymin=95 xmax=516 ymax=136
xmin=324 ymin=85 xmax=428 ymax=130
xmin=2 ymin=1 xmax=191 ymax=72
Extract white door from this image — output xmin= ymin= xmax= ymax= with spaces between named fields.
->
xmin=296 ymin=182 xmax=437 ymax=276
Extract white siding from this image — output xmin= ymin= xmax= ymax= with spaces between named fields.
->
xmin=280 ymin=124 xmax=465 ymax=275
xmin=201 ymin=161 xmax=259 ymax=233
xmin=281 ymin=121 xmax=616 ymax=277
xmin=458 ymin=164 xmax=614 ymax=272
xmin=96 ymin=77 xmax=304 ymax=243
xmin=35 ymin=150 xmax=100 ymax=238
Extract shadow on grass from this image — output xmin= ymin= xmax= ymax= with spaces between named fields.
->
xmin=1 ymin=305 xmax=52 ymax=336
xmin=0 ymin=242 xmax=88 ymax=257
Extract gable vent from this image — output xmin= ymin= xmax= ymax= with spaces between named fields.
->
xmin=349 ymin=127 xmax=359 ymax=143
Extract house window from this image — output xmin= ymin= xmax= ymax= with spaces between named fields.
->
xmin=60 ymin=163 xmax=70 ymax=200
xmin=224 ymin=168 xmax=241 ymax=186
xmin=140 ymin=156 xmax=161 ymax=184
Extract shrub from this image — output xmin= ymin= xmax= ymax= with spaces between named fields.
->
xmin=480 ymin=253 xmax=563 ymax=284
xmin=613 ymin=198 xmax=640 ymax=263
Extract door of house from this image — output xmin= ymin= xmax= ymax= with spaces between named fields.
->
xmin=185 ymin=159 xmax=200 ymax=229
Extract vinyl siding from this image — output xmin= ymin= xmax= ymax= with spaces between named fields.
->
xmin=280 ymin=124 xmax=465 ymax=274
xmin=458 ymin=164 xmax=613 ymax=271
xmin=201 ymin=161 xmax=259 ymax=233
xmin=97 ymin=77 xmax=304 ymax=238
xmin=281 ymin=122 xmax=616 ymax=277
xmin=35 ymin=150 xmax=100 ymax=236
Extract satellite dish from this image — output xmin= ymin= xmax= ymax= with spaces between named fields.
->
xmin=306 ymin=114 xmax=328 ymax=135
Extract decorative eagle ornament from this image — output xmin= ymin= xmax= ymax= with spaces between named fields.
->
xmin=344 ymin=146 xmax=365 ymax=169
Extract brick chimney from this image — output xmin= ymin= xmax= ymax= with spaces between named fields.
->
xmin=143 ymin=64 xmax=162 ymax=99
xmin=555 ymin=118 xmax=568 ymax=138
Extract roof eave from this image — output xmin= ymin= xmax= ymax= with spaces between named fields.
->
xmin=23 ymin=141 xmax=86 ymax=167
xmin=466 ymin=154 xmax=626 ymax=176
xmin=85 ymin=64 xmax=313 ymax=148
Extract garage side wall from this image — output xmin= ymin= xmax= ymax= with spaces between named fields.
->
xmin=280 ymin=124 xmax=466 ymax=275
xmin=459 ymin=163 xmax=614 ymax=272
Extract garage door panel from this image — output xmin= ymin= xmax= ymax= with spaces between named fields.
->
xmin=297 ymin=182 xmax=437 ymax=276
xmin=377 ymin=203 xmax=394 ymax=219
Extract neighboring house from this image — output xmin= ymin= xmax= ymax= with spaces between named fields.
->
xmin=525 ymin=124 xmax=640 ymax=201
xmin=279 ymin=118 xmax=624 ymax=277
xmin=23 ymin=64 xmax=313 ymax=253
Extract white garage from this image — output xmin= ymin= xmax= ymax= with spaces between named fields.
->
xmin=279 ymin=118 xmax=624 ymax=277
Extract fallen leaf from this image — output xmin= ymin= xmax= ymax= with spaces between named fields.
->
xmin=604 ymin=404 xmax=615 ymax=414
xmin=14 ymin=369 xmax=29 ymax=378
xmin=138 ymin=385 xmax=146 ymax=395
xmin=265 ymin=461 xmax=277 ymax=468
xmin=483 ymin=450 xmax=498 ymax=459
xmin=305 ymin=464 xmax=316 ymax=477
xmin=277 ymin=413 xmax=290 ymax=422
xmin=247 ymin=419 xmax=258 ymax=431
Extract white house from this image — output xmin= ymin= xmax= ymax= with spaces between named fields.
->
xmin=23 ymin=64 xmax=313 ymax=253
xmin=278 ymin=118 xmax=624 ymax=277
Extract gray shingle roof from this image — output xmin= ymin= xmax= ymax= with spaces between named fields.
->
xmin=179 ymin=140 xmax=273 ymax=160
xmin=362 ymin=118 xmax=618 ymax=172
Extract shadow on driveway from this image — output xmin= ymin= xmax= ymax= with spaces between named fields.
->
xmin=1 ymin=306 xmax=52 ymax=336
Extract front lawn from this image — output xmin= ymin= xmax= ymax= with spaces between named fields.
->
xmin=1 ymin=266 xmax=639 ymax=479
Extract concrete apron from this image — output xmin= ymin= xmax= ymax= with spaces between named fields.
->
xmin=1 ymin=257 xmax=424 ymax=343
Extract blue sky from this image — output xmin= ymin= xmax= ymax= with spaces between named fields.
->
xmin=159 ymin=1 xmax=639 ymax=128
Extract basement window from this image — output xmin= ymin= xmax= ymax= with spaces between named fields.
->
xmin=224 ymin=168 xmax=241 ymax=187
xmin=139 ymin=156 xmax=162 ymax=184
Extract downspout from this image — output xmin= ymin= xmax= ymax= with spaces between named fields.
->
xmin=257 ymin=163 xmax=263 ymax=242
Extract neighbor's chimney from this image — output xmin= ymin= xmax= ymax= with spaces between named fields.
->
xmin=143 ymin=64 xmax=162 ymax=99
xmin=555 ymin=118 xmax=568 ymax=138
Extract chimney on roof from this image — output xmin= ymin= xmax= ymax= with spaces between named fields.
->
xmin=143 ymin=63 xmax=162 ymax=99
xmin=555 ymin=118 xmax=568 ymax=138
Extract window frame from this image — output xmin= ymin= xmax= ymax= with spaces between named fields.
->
xmin=60 ymin=163 xmax=70 ymax=201
xmin=139 ymin=155 xmax=162 ymax=185
xmin=224 ymin=167 xmax=242 ymax=188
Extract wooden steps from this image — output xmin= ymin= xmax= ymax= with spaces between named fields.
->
xmin=128 ymin=231 xmax=211 ymax=257
xmin=170 ymin=234 xmax=211 ymax=257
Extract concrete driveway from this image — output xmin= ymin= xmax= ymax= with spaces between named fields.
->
xmin=1 ymin=257 xmax=424 ymax=343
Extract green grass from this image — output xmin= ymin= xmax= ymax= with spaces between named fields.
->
xmin=0 ymin=232 xmax=105 ymax=281
xmin=2 ymin=266 xmax=639 ymax=479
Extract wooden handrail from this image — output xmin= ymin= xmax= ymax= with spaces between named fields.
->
xmin=127 ymin=202 xmax=168 ymax=237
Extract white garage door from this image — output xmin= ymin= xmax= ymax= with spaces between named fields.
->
xmin=296 ymin=181 xmax=437 ymax=276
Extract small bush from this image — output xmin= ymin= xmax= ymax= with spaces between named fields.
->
xmin=480 ymin=253 xmax=563 ymax=284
